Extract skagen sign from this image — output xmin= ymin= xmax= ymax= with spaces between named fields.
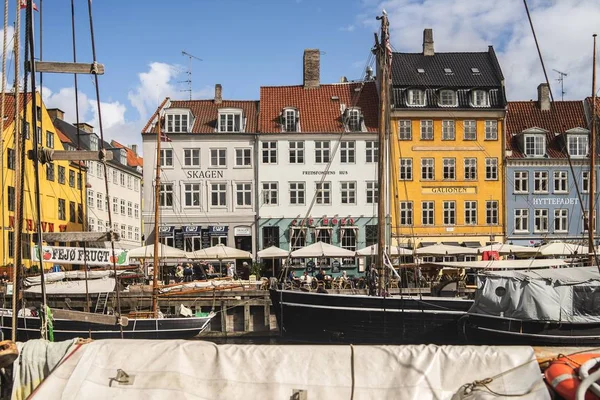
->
xmin=422 ymin=187 xmax=477 ymax=194
xmin=185 ymin=170 xmax=224 ymax=179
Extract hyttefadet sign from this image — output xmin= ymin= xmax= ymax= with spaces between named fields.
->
xmin=32 ymin=246 xmax=129 ymax=266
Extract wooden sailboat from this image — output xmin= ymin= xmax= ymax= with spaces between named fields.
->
xmin=269 ymin=12 xmax=473 ymax=344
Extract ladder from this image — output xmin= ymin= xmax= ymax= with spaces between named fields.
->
xmin=94 ymin=292 xmax=110 ymax=314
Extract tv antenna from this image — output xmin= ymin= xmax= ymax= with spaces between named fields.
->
xmin=553 ymin=69 xmax=568 ymax=101
xmin=181 ymin=51 xmax=203 ymax=100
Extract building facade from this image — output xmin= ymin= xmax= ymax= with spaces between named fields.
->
xmin=141 ymin=89 xmax=259 ymax=254
xmin=390 ymin=29 xmax=507 ymax=248
xmin=1 ymin=94 xmax=86 ymax=268
xmin=51 ymin=111 xmax=143 ymax=249
xmin=505 ymin=85 xmax=597 ymax=245
xmin=258 ymin=49 xmax=379 ymax=274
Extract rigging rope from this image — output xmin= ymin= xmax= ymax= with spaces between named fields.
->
xmin=0 ymin=0 xmax=8 ymax=268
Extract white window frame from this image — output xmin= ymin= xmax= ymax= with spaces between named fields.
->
xmin=289 ymin=182 xmax=306 ymax=205
xmin=485 ymin=158 xmax=498 ymax=180
xmin=534 ymin=209 xmax=549 ymax=233
xmin=514 ymin=171 xmax=528 ymax=194
xmin=567 ymin=134 xmax=589 ymax=157
xmin=439 ymin=90 xmax=457 ymax=107
xmin=210 ymin=183 xmax=228 ymax=207
xmin=315 ymin=141 xmax=331 ymax=163
xmin=407 ymin=89 xmax=425 ymax=106
xmin=346 ymin=108 xmax=362 ymax=132
xmin=159 ymin=183 xmax=174 ymax=207
xmin=464 ymin=158 xmax=477 ymax=180
xmin=184 ymin=149 xmax=201 ymax=167
xmin=262 ymin=141 xmax=277 ymax=164
xmin=366 ymin=181 xmax=378 ymax=204
xmin=534 ymin=171 xmax=549 ymax=193
xmin=315 ymin=182 xmax=331 ymax=205
xmin=514 ymin=209 xmax=529 ymax=233
xmin=421 ymin=158 xmax=434 ymax=181
xmin=443 ymin=158 xmax=455 ymax=180
xmin=422 ymin=201 xmax=434 ymax=226
xmin=398 ymin=120 xmax=412 ymax=140
xmin=262 ymin=182 xmax=278 ymax=205
xmin=399 ymin=158 xmax=413 ymax=181
xmin=235 ymin=148 xmax=252 ymax=167
xmin=524 ymin=135 xmax=545 ymax=157
xmin=340 ymin=181 xmax=356 ymax=205
xmin=583 ymin=171 xmax=590 ymax=193
xmin=289 ymin=141 xmax=304 ymax=164
xmin=96 ymin=192 xmax=103 ymax=210
xmin=464 ymin=201 xmax=477 ymax=225
xmin=471 ymin=90 xmax=489 ymax=107
xmin=443 ymin=201 xmax=456 ymax=225
xmin=283 ymin=108 xmax=299 ymax=132
xmin=160 ymin=148 xmax=173 ymax=167
xmin=184 ymin=183 xmax=201 ymax=207
xmin=399 ymin=201 xmax=413 ymax=226
xmin=485 ymin=120 xmax=498 ymax=140
xmin=463 ymin=120 xmax=477 ymax=140
xmin=89 ymin=135 xmax=98 ymax=151
xmin=166 ymin=111 xmax=190 ymax=133
xmin=420 ymin=120 xmax=433 ymax=140
xmin=554 ymin=209 xmax=568 ymax=233
xmin=210 ymin=148 xmax=227 ymax=167
xmin=553 ymin=170 xmax=568 ymax=193
xmin=236 ymin=182 xmax=252 ymax=207
xmin=340 ymin=141 xmax=355 ymax=164
xmin=486 ymin=200 xmax=499 ymax=225
xmin=218 ymin=109 xmax=243 ymax=133
xmin=366 ymin=141 xmax=378 ymax=163
xmin=442 ymin=120 xmax=455 ymax=140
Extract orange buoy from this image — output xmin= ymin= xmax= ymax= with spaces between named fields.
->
xmin=545 ymin=353 xmax=600 ymax=400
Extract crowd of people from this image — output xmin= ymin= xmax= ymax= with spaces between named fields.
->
xmin=169 ymin=261 xmax=251 ymax=283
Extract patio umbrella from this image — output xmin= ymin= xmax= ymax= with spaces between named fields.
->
xmin=257 ymin=246 xmax=289 ymax=276
xmin=477 ymin=243 xmax=538 ymax=255
xmin=415 ymin=243 xmax=478 ymax=256
xmin=355 ymin=244 xmax=413 ymax=256
xmin=538 ymin=242 xmax=589 ymax=256
xmin=189 ymin=244 xmax=252 ymax=260
xmin=128 ymin=244 xmax=188 ymax=259
xmin=290 ymin=241 xmax=355 ymax=258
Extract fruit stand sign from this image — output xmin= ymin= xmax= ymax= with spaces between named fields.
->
xmin=32 ymin=246 xmax=129 ymax=266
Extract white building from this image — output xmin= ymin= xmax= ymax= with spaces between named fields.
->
xmin=141 ymin=88 xmax=258 ymax=254
xmin=51 ymin=110 xmax=143 ymax=249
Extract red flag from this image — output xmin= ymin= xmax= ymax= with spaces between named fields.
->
xmin=19 ymin=0 xmax=39 ymax=11
xmin=160 ymin=131 xmax=171 ymax=142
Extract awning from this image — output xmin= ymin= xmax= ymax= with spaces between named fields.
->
xmin=158 ymin=226 xmax=175 ymax=238
xmin=443 ymin=242 xmax=461 ymax=247
xmin=182 ymin=226 xmax=202 ymax=236
xmin=208 ymin=226 xmax=228 ymax=236
xmin=420 ymin=242 xmax=437 ymax=247
xmin=463 ymin=241 xmax=482 ymax=248
xmin=340 ymin=226 xmax=359 ymax=240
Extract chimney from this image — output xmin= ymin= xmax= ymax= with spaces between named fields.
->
xmin=214 ymin=84 xmax=222 ymax=104
xmin=74 ymin=122 xmax=94 ymax=133
xmin=47 ymin=108 xmax=64 ymax=120
xmin=423 ymin=29 xmax=434 ymax=56
xmin=537 ymin=83 xmax=550 ymax=111
xmin=303 ymin=49 xmax=320 ymax=89
xmin=131 ymin=144 xmax=137 ymax=155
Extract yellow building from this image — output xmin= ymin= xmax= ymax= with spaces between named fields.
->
xmin=1 ymin=93 xmax=86 ymax=269
xmin=390 ymin=29 xmax=506 ymax=249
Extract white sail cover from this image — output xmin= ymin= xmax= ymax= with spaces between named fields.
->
xmin=30 ymin=340 xmax=547 ymax=399
xmin=433 ymin=259 xmax=567 ymax=269
xmin=24 ymin=278 xmax=116 ymax=294
xmin=476 ymin=243 xmax=539 ymax=254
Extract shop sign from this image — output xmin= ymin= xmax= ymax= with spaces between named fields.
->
xmin=209 ymin=226 xmax=228 ymax=236
xmin=182 ymin=226 xmax=202 ymax=236
xmin=291 ymin=217 xmax=355 ymax=227
xmin=32 ymin=245 xmax=129 ymax=266
xmin=422 ymin=187 xmax=477 ymax=194
xmin=532 ymin=198 xmax=578 ymax=205
xmin=234 ymin=227 xmax=252 ymax=236
xmin=185 ymin=170 xmax=224 ymax=179
xmin=8 ymin=216 xmax=67 ymax=232
xmin=158 ymin=226 xmax=175 ymax=238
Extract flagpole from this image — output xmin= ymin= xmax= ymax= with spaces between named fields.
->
xmin=152 ymin=110 xmax=161 ymax=317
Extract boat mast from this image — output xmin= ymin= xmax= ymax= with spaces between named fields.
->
xmin=152 ymin=111 xmax=162 ymax=317
xmin=375 ymin=12 xmax=390 ymax=295
xmin=590 ymin=33 xmax=597 ymax=266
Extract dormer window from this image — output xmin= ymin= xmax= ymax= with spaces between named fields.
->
xmin=89 ymin=135 xmax=98 ymax=151
xmin=567 ymin=134 xmax=589 ymax=157
xmin=471 ymin=90 xmax=489 ymax=107
xmin=524 ymin=134 xmax=545 ymax=157
xmin=120 ymin=149 xmax=127 ymax=165
xmin=165 ymin=110 xmax=191 ymax=133
xmin=346 ymin=108 xmax=363 ymax=132
xmin=407 ymin=89 xmax=425 ymax=107
xmin=439 ymin=90 xmax=457 ymax=107
xmin=218 ymin=108 xmax=244 ymax=133
xmin=282 ymin=108 xmax=299 ymax=132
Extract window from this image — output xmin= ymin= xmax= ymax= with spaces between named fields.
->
xmin=127 ymin=226 xmax=133 ymax=240
xmin=534 ymin=209 xmax=549 ymax=232
xmin=316 ymin=228 xmax=332 ymax=244
xmin=534 ymin=171 xmax=548 ymax=193
xmin=524 ymin=135 xmax=545 ymax=157
xmin=159 ymin=184 xmax=173 ymax=207
xmin=283 ymin=108 xmax=298 ymax=132
xmin=166 ymin=113 xmax=189 ymax=133
xmin=160 ymin=149 xmax=173 ymax=167
xmin=366 ymin=141 xmax=378 ymax=163
xmin=69 ymin=201 xmax=76 ymax=223
xmin=315 ymin=141 xmax=330 ymax=163
xmin=184 ymin=149 xmax=200 ymax=167
xmin=96 ymin=193 xmax=103 ymax=210
xmin=210 ymin=148 xmax=227 ymax=167
xmin=463 ymin=120 xmax=477 ymax=140
xmin=399 ymin=202 xmax=413 ymax=226
xmin=46 ymin=163 xmax=55 ymax=181
xmin=421 ymin=158 xmax=434 ymax=180
xmin=134 ymin=179 xmax=139 ymax=192
xmin=262 ymin=141 xmax=277 ymax=164
xmin=97 ymin=163 xmax=103 ymax=180
xmin=289 ymin=141 xmax=304 ymax=164
xmin=58 ymin=199 xmax=66 ymax=220
xmin=422 ymin=201 xmax=434 ymax=225
xmin=77 ymin=172 xmax=82 ymax=189
xmin=87 ymin=190 xmax=94 ymax=209
xmin=408 ymin=89 xmax=425 ymax=106
xmin=236 ymin=183 xmax=252 ymax=206
xmin=584 ymin=211 xmax=597 ymax=233
xmin=420 ymin=120 xmax=433 ymax=140
xmin=218 ymin=111 xmax=242 ymax=132
xmin=120 ymin=199 xmax=126 ymax=215
xmin=289 ymin=228 xmax=306 ymax=251
xmin=7 ymin=186 xmax=14 ymax=211
xmin=340 ymin=141 xmax=355 ymax=163
xmin=471 ymin=90 xmax=489 ymax=107
xmin=365 ymin=225 xmax=377 ymax=247
xmin=443 ymin=158 xmax=455 ymax=180
xmin=443 ymin=201 xmax=456 ymax=225
xmin=7 ymin=148 xmax=14 ymax=169
xmin=398 ymin=120 xmax=412 ymax=140
xmin=514 ymin=171 xmax=528 ymax=193
xmin=37 ymin=127 xmax=42 ymax=145
xmin=89 ymin=218 xmax=95 ymax=232
xmin=583 ymin=171 xmax=590 ymax=193
xmin=315 ymin=182 xmax=331 ymax=204
xmin=340 ymin=181 xmax=356 ymax=204
xmin=366 ymin=181 xmax=378 ymax=204
xmin=340 ymin=228 xmax=357 ymax=253
xmin=120 ymin=224 xmax=126 ymax=239
xmin=568 ymin=135 xmax=589 ymax=157
xmin=69 ymin=170 xmax=75 ymax=187
xmin=289 ymin=182 xmax=305 ymax=205
xmin=211 ymin=183 xmax=227 ymax=207
xmin=553 ymin=171 xmax=568 ymax=193
xmin=58 ymin=166 xmax=65 ymax=184
xmin=113 ymin=198 xmax=118 ymax=214
xmin=7 ymin=231 xmax=12 ymax=258
xmin=120 ymin=172 xmax=125 ymax=186
xmin=235 ymin=148 xmax=251 ymax=167
xmin=112 ymin=168 xmax=118 ymax=184
xmin=86 ymin=161 xmax=94 ymax=177
xmin=399 ymin=158 xmax=412 ymax=180
xmin=134 ymin=227 xmax=140 ymax=241
xmin=127 ymin=201 xmax=133 ymax=217
xmin=464 ymin=158 xmax=477 ymax=180
xmin=134 ymin=204 xmax=139 ymax=218
xmin=554 ymin=209 xmax=568 ymax=232
xmin=127 ymin=175 xmax=132 ymax=189
xmin=464 ymin=201 xmax=477 ymax=225
xmin=347 ymin=108 xmax=361 ymax=132
xmin=262 ymin=182 xmax=278 ymax=205
xmin=46 ymin=131 xmax=54 ymax=148
xmin=439 ymin=90 xmax=457 ymax=106
xmin=514 ymin=209 xmax=529 ymax=232
xmin=485 ymin=158 xmax=498 ymax=180
xmin=89 ymin=135 xmax=98 ymax=151
xmin=485 ymin=120 xmax=498 ymax=140
xmin=483 ymin=202 xmax=497 ymax=226
xmin=442 ymin=120 xmax=455 ymax=140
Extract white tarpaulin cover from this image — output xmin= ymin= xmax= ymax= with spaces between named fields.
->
xmin=24 ymin=278 xmax=116 ymax=294
xmin=30 ymin=340 xmax=548 ymax=400
xmin=188 ymin=244 xmax=252 ymax=260
xmin=433 ymin=259 xmax=567 ymax=269
xmin=24 ymin=269 xmax=133 ymax=286
xmin=128 ymin=244 xmax=188 ymax=259
xmin=355 ymin=244 xmax=413 ymax=256
xmin=476 ymin=243 xmax=539 ymax=254
xmin=415 ymin=244 xmax=478 ymax=256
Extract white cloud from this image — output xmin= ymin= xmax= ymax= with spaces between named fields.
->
xmin=42 ymin=87 xmax=91 ymax=123
xmin=368 ymin=0 xmax=600 ymax=100
xmin=127 ymin=62 xmax=180 ymax=120
xmin=340 ymin=25 xmax=356 ymax=32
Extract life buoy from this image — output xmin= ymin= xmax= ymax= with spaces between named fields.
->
xmin=545 ymin=353 xmax=600 ymax=400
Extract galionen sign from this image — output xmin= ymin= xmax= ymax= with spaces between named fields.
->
xmin=422 ymin=186 xmax=477 ymax=194
xmin=32 ymin=246 xmax=129 ymax=266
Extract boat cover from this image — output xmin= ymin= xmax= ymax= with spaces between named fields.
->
xmin=24 ymin=278 xmax=116 ymax=294
xmin=30 ymin=340 xmax=547 ymax=399
xmin=469 ymin=267 xmax=600 ymax=322
xmin=25 ymin=270 xmax=132 ymax=286
xmin=434 ymin=259 xmax=567 ymax=269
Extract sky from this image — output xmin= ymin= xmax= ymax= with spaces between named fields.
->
xmin=1 ymin=0 xmax=600 ymax=152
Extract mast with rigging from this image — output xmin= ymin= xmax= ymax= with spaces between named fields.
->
xmin=590 ymin=34 xmax=597 ymax=266
xmin=152 ymin=112 xmax=162 ymax=317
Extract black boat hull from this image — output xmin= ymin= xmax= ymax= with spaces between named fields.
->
xmin=461 ymin=314 xmax=600 ymax=346
xmin=269 ymin=289 xmax=473 ymax=344
xmin=0 ymin=310 xmax=214 ymax=341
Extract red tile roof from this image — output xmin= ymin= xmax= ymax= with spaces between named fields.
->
xmin=506 ymin=100 xmax=587 ymax=159
xmin=55 ymin=126 xmax=72 ymax=144
xmin=1 ymin=93 xmax=32 ymax=128
xmin=111 ymin=140 xmax=143 ymax=168
xmin=259 ymin=81 xmax=378 ymax=133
